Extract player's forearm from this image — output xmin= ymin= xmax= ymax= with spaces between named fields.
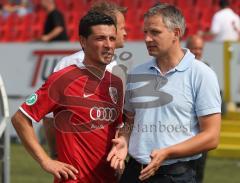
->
xmin=160 ymin=113 xmax=221 ymax=160
xmin=164 ymin=130 xmax=219 ymax=160
xmin=11 ymin=111 xmax=50 ymax=166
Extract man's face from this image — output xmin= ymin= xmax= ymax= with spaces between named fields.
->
xmin=81 ymin=25 xmax=116 ymax=66
xmin=144 ymin=15 xmax=176 ymax=58
xmin=188 ymin=38 xmax=204 ymax=60
xmin=115 ymin=11 xmax=127 ymax=48
xmin=41 ymin=0 xmax=48 ymax=9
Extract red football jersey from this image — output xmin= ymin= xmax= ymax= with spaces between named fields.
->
xmin=20 ymin=65 xmax=124 ymax=183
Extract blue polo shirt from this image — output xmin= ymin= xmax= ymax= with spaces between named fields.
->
xmin=124 ymin=49 xmax=221 ymax=165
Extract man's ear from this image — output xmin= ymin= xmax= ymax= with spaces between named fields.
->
xmin=173 ymin=27 xmax=181 ymax=40
xmin=79 ymin=36 xmax=87 ymax=50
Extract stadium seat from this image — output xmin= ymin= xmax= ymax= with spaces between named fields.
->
xmin=122 ymin=0 xmax=139 ymax=9
xmin=0 ymin=14 xmax=18 ymax=42
xmin=30 ymin=12 xmax=46 ymax=40
xmin=199 ymin=6 xmax=218 ymax=31
xmin=160 ymin=0 xmax=176 ymax=4
xmin=15 ymin=14 xmax=33 ymax=42
xmin=176 ymin=0 xmax=193 ymax=9
xmin=138 ymin=0 xmax=156 ymax=13
xmin=195 ymin=0 xmax=214 ymax=8
xmin=55 ymin=0 xmax=68 ymax=12
xmin=65 ymin=11 xmax=81 ymax=42
xmin=68 ymin=0 xmax=89 ymax=12
xmin=0 ymin=0 xmax=237 ymax=42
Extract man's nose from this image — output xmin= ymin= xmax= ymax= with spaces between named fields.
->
xmin=104 ymin=38 xmax=115 ymax=48
xmin=144 ymin=33 xmax=153 ymax=42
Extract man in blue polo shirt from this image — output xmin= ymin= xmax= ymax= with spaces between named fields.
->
xmin=107 ymin=3 xmax=221 ymax=183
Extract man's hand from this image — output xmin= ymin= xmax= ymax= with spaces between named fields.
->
xmin=107 ymin=136 xmax=128 ymax=172
xmin=41 ymin=158 xmax=79 ymax=181
xmin=139 ymin=149 xmax=168 ymax=181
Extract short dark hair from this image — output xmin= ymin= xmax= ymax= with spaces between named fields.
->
xmin=219 ymin=0 xmax=229 ymax=8
xmin=79 ymin=11 xmax=116 ymax=38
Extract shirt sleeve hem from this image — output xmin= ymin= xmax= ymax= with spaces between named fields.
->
xmin=19 ymin=107 xmax=39 ymax=123
xmin=116 ymin=122 xmax=124 ymax=129
xmin=196 ymin=107 xmax=221 ymax=117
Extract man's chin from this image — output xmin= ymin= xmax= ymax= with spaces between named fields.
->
xmin=148 ymin=51 xmax=157 ymax=57
xmin=101 ymin=59 xmax=112 ymax=65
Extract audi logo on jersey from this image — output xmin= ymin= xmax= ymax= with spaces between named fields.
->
xmin=90 ymin=107 xmax=118 ymax=122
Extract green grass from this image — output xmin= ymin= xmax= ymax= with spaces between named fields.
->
xmin=10 ymin=144 xmax=240 ymax=183
xmin=204 ymin=157 xmax=240 ymax=183
xmin=11 ymin=143 xmax=52 ymax=183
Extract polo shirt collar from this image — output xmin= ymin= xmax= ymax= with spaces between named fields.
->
xmin=149 ymin=48 xmax=195 ymax=72
xmin=175 ymin=48 xmax=195 ymax=71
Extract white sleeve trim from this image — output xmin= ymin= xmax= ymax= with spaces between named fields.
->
xmin=19 ymin=107 xmax=39 ymax=123
xmin=116 ymin=122 xmax=124 ymax=129
xmin=45 ymin=112 xmax=54 ymax=118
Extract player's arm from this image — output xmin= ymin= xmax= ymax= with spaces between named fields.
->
xmin=107 ymin=110 xmax=135 ymax=170
xmin=107 ymin=71 xmax=136 ymax=169
xmin=12 ymin=110 xmax=78 ymax=181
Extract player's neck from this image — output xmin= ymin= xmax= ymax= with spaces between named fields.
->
xmin=83 ymin=59 xmax=106 ymax=79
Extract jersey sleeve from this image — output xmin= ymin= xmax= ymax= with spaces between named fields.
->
xmin=20 ymin=72 xmax=61 ymax=122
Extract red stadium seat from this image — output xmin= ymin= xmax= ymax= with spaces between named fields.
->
xmin=0 ymin=0 xmax=237 ymax=42
xmin=68 ymin=0 xmax=89 ymax=12
xmin=30 ymin=12 xmax=46 ymax=40
xmin=199 ymin=6 xmax=218 ymax=31
xmin=195 ymin=0 xmax=214 ymax=8
xmin=160 ymin=0 xmax=176 ymax=4
xmin=0 ymin=14 xmax=18 ymax=42
xmin=55 ymin=0 xmax=68 ymax=12
xmin=176 ymin=0 xmax=193 ymax=9
xmin=15 ymin=14 xmax=34 ymax=41
xmin=138 ymin=0 xmax=156 ymax=12
xmin=65 ymin=12 xmax=81 ymax=42
xmin=122 ymin=0 xmax=139 ymax=9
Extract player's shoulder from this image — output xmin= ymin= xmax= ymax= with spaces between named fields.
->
xmin=54 ymin=51 xmax=84 ymax=72
xmin=49 ymin=65 xmax=79 ymax=81
xmin=63 ymin=51 xmax=84 ymax=60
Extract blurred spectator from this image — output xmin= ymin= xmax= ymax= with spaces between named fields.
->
xmin=186 ymin=35 xmax=207 ymax=183
xmin=0 ymin=3 xmax=3 ymax=16
xmin=0 ymin=2 xmax=15 ymax=18
xmin=15 ymin=0 xmax=33 ymax=17
xmin=40 ymin=0 xmax=68 ymax=42
xmin=210 ymin=0 xmax=240 ymax=41
xmin=186 ymin=35 xmax=204 ymax=60
xmin=0 ymin=0 xmax=32 ymax=18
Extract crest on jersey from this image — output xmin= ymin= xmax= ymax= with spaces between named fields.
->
xmin=26 ymin=93 xmax=38 ymax=106
xmin=109 ymin=87 xmax=118 ymax=104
